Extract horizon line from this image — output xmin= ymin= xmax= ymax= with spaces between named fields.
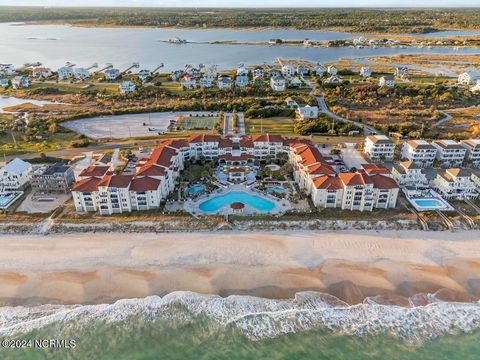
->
xmin=1 ymin=5 xmax=480 ymax=9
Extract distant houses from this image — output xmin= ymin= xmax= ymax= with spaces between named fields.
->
xmin=104 ymin=68 xmax=120 ymax=81
xmin=179 ymin=74 xmax=197 ymax=89
xmin=296 ymin=104 xmax=319 ymax=120
xmin=379 ymin=76 xmax=395 ymax=88
xmin=327 ymin=65 xmax=337 ymax=76
xmin=360 ymin=66 xmax=372 ymax=78
xmin=270 ymin=75 xmax=286 ymax=91
xmin=138 ymin=69 xmax=152 ymax=82
xmin=281 ymin=64 xmax=295 ymax=79
xmin=235 ymin=74 xmax=249 ymax=88
xmin=72 ymin=68 xmax=90 ymax=81
xmin=217 ymin=75 xmax=232 ymax=90
xmin=458 ymin=72 xmax=476 ymax=85
xmin=0 ymin=78 xmax=9 ymax=88
xmin=119 ymin=81 xmax=136 ymax=94
xmin=11 ymin=76 xmax=29 ymax=89
xmin=57 ymin=66 xmax=74 ymax=80
xmin=0 ymin=64 xmax=15 ymax=76
xmin=32 ymin=67 xmax=52 ymax=79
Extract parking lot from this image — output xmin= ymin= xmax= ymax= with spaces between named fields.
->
xmin=17 ymin=193 xmax=71 ymax=214
xmin=341 ymin=143 xmax=367 ymax=170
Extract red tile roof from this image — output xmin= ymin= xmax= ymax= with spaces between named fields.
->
xmin=239 ymin=137 xmax=254 ymax=148
xmin=283 ymin=138 xmax=312 ymax=147
xmin=313 ymin=175 xmax=343 ymax=190
xmin=78 ymin=165 xmax=110 ymax=178
xmin=129 ymin=176 xmax=161 ymax=191
xmin=161 ymin=138 xmax=189 ymax=149
xmin=251 ymin=134 xmax=284 ymax=143
xmin=339 ymin=172 xmax=373 ymax=186
xmin=218 ymin=138 xmax=233 ymax=148
xmin=149 ymin=145 xmax=177 ymax=167
xmin=72 ymin=177 xmax=102 ymax=192
xmin=370 ymin=174 xmax=399 ymax=190
xmin=306 ymin=162 xmax=336 ymax=175
xmin=361 ymin=163 xmax=391 ymax=175
xmin=108 ymin=175 xmax=135 ymax=188
xmin=136 ymin=163 xmax=166 ymax=177
xmin=188 ymin=134 xmax=221 ymax=143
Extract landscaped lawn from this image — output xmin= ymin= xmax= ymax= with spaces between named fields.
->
xmin=178 ymin=115 xmax=217 ymax=130
xmin=245 ymin=117 xmax=295 ymax=135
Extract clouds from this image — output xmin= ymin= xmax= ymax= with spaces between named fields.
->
xmin=0 ymin=0 xmax=478 ymax=6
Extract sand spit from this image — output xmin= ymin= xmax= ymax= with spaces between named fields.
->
xmin=0 ymin=230 xmax=479 ymax=306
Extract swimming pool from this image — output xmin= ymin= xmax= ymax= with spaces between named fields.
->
xmin=0 ymin=192 xmax=21 ymax=209
xmin=187 ymin=184 xmax=206 ymax=196
xmin=410 ymin=198 xmax=450 ymax=211
xmin=199 ymin=191 xmax=276 ymax=212
xmin=267 ymin=186 xmax=286 ymax=194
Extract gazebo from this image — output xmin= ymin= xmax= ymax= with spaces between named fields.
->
xmin=230 ymin=202 xmax=245 ymax=214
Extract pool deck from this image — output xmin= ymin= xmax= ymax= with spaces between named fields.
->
xmin=407 ymin=190 xmax=454 ymax=212
xmin=184 ymin=184 xmax=291 ymax=216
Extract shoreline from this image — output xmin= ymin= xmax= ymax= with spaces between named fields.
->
xmin=0 ymin=230 xmax=479 ymax=306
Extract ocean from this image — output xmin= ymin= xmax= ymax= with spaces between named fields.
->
xmin=0 ymin=291 xmax=479 ymax=359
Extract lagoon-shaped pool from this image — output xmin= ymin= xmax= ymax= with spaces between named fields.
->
xmin=199 ymin=191 xmax=276 ymax=213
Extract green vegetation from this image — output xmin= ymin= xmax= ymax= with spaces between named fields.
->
xmin=245 ymin=117 xmax=295 ymax=135
xmin=294 ymin=115 xmax=360 ymax=136
xmin=244 ymin=105 xmax=295 ymax=119
xmin=2 ymin=7 xmax=480 ymax=33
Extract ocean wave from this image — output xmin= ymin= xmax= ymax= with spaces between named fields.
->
xmin=0 ymin=291 xmax=479 ymax=344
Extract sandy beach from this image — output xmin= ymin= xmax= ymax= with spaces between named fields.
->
xmin=0 ymin=230 xmax=479 ymax=306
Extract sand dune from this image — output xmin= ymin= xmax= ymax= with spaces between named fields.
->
xmin=0 ymin=230 xmax=479 ymax=305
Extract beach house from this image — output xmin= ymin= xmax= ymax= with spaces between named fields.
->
xmin=0 ymin=158 xmax=32 ymax=191
xmin=217 ymin=75 xmax=232 ymax=89
xmin=432 ymin=168 xmax=478 ymax=200
xmin=458 ymin=72 xmax=476 ymax=85
xmin=57 ymin=66 xmax=74 ymax=80
xmin=360 ymin=66 xmax=372 ymax=78
xmin=138 ymin=69 xmax=152 ymax=82
xmin=11 ymin=76 xmax=29 ymax=89
xmin=252 ymin=66 xmax=264 ymax=78
xmin=379 ymin=76 xmax=395 ymax=88
xmin=119 ymin=81 xmax=136 ymax=94
xmin=236 ymin=67 xmax=249 ymax=77
xmin=327 ymin=65 xmax=337 ymax=76
xmin=281 ymin=64 xmax=295 ymax=79
xmin=179 ymin=74 xmax=197 ymax=89
xmin=73 ymin=68 xmax=90 ymax=81
xmin=32 ymin=67 xmax=52 ymax=79
xmin=296 ymin=65 xmax=309 ymax=77
xmin=432 ymin=140 xmax=466 ymax=167
xmin=296 ymin=105 xmax=319 ymax=120
xmin=235 ymin=75 xmax=249 ymax=88
xmin=270 ymin=75 xmax=286 ymax=91
xmin=104 ymin=68 xmax=120 ymax=81
xmin=364 ymin=135 xmax=395 ymax=162
xmin=313 ymin=64 xmax=326 ymax=77
xmin=199 ymin=76 xmax=213 ymax=88
xmin=401 ymin=140 xmax=437 ymax=168
xmin=460 ymin=139 xmax=480 ymax=167
xmin=31 ymin=163 xmax=75 ymax=193
xmin=0 ymin=64 xmax=15 ymax=76
xmin=0 ymin=79 xmax=9 ymax=88
xmin=391 ymin=161 xmax=429 ymax=190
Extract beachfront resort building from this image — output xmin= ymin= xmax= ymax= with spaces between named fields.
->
xmin=432 ymin=140 xmax=467 ymax=167
xmin=364 ymin=135 xmax=395 ymax=162
xmin=289 ymin=143 xmax=399 ymax=211
xmin=73 ymin=134 xmax=402 ymax=215
xmin=0 ymin=158 xmax=32 ymax=192
xmin=379 ymin=76 xmax=395 ymax=88
xmin=31 ymin=163 xmax=75 ymax=193
xmin=460 ymin=139 xmax=480 ymax=167
xmin=401 ymin=140 xmax=437 ymax=168
xmin=432 ymin=168 xmax=478 ymax=200
xmin=270 ymin=76 xmax=286 ymax=91
xmin=119 ymin=81 xmax=136 ymax=94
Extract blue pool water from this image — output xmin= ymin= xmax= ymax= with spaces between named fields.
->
xmin=267 ymin=186 xmax=286 ymax=194
xmin=0 ymin=193 xmax=16 ymax=207
xmin=412 ymin=198 xmax=447 ymax=209
xmin=199 ymin=191 xmax=276 ymax=212
xmin=187 ymin=184 xmax=206 ymax=196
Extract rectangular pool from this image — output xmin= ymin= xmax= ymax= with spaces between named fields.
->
xmin=409 ymin=197 xmax=452 ymax=211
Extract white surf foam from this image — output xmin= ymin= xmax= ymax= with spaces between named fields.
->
xmin=0 ymin=291 xmax=479 ymax=344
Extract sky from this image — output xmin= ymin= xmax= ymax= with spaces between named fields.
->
xmin=0 ymin=0 xmax=479 ymax=7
